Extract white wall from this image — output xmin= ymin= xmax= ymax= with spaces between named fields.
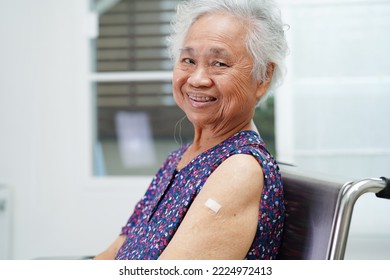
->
xmin=0 ymin=0 xmax=149 ymax=259
xmin=276 ymin=0 xmax=390 ymax=259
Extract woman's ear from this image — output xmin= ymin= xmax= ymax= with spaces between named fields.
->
xmin=255 ymin=63 xmax=275 ymax=100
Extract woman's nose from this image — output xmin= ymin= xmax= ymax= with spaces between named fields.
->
xmin=188 ymin=66 xmax=213 ymax=88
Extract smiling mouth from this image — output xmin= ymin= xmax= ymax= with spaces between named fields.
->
xmin=187 ymin=93 xmax=217 ymax=103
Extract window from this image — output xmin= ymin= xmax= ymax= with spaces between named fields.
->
xmin=90 ymin=0 xmax=277 ymax=176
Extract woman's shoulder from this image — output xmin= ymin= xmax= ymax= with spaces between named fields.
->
xmin=220 ymin=130 xmax=283 ymax=190
xmin=205 ymin=153 xmax=264 ymax=203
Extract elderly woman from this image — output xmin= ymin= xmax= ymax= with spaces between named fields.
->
xmin=95 ymin=0 xmax=288 ymax=260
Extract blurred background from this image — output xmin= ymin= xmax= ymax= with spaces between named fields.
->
xmin=0 ymin=0 xmax=389 ymax=259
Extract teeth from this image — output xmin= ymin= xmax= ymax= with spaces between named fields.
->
xmin=188 ymin=94 xmax=216 ymax=102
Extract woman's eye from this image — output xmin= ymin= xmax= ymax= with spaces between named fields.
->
xmin=214 ymin=61 xmax=228 ymax=67
xmin=183 ymin=58 xmax=195 ymax=64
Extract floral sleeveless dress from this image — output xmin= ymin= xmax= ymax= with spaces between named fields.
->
xmin=116 ymin=130 xmax=285 ymax=260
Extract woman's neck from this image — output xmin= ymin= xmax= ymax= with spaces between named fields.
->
xmin=176 ymin=120 xmax=258 ymax=170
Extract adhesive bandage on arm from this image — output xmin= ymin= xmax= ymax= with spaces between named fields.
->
xmin=205 ymin=198 xmax=222 ymax=214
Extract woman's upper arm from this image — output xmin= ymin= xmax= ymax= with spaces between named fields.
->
xmin=159 ymin=154 xmax=264 ymax=260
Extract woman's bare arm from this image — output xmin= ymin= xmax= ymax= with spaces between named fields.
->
xmin=159 ymin=154 xmax=264 ymax=260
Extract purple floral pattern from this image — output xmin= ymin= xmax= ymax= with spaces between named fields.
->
xmin=115 ymin=130 xmax=285 ymax=260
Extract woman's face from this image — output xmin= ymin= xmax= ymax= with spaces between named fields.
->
xmin=173 ymin=13 xmax=268 ymax=133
